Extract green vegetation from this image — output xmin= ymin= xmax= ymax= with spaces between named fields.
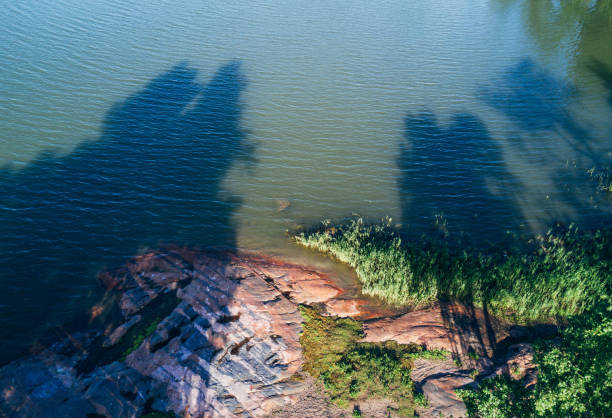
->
xmin=457 ymin=374 xmax=535 ymax=418
xmin=588 ymin=166 xmax=612 ymax=193
xmin=297 ymin=218 xmax=611 ymax=415
xmin=413 ymin=393 xmax=429 ymax=408
xmin=532 ymin=301 xmax=612 ymax=416
xmin=457 ymin=301 xmax=612 ymax=417
xmin=120 ymin=318 xmax=162 ymax=361
xmin=296 ymin=218 xmax=611 ymax=321
xmin=299 ymin=306 xmax=448 ymax=416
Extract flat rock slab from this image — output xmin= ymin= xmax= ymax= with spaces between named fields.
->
xmin=362 ymin=302 xmax=511 ymax=357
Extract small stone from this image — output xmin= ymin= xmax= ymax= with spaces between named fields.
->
xmin=276 ymin=199 xmax=290 ymax=212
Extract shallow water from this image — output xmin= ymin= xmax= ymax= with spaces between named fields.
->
xmin=0 ymin=0 xmax=611 ymax=362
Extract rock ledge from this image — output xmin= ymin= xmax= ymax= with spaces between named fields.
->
xmin=0 ymin=248 xmax=541 ymax=417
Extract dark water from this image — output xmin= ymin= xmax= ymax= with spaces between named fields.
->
xmin=0 ymin=0 xmax=611 ymax=362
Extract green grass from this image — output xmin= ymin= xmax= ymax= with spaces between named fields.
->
xmin=296 ymin=218 xmax=611 ymax=321
xmin=457 ymin=300 xmax=612 ymax=417
xmin=299 ymin=306 xmax=448 ymax=416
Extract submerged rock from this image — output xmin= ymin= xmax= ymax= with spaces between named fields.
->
xmin=275 ymin=199 xmax=291 ymax=212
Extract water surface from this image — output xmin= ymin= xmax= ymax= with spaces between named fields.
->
xmin=1 ymin=0 xmax=611 ymax=362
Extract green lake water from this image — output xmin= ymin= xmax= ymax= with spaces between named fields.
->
xmin=0 ymin=0 xmax=611 ymax=362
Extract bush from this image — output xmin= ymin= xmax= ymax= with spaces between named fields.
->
xmin=533 ymin=301 xmax=612 ymax=416
xmin=457 ymin=301 xmax=612 ymax=417
xmin=457 ymin=375 xmax=534 ymax=418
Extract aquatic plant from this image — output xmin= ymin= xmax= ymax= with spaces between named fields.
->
xmin=295 ymin=217 xmax=611 ymax=321
xmin=588 ymin=166 xmax=612 ymax=193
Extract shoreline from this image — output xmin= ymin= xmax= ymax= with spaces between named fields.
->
xmin=0 ymin=246 xmax=551 ymax=417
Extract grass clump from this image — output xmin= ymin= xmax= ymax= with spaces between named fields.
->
xmin=457 ymin=300 xmax=612 ymax=417
xmin=299 ymin=306 xmax=445 ymax=416
xmin=296 ymin=218 xmax=611 ymax=321
xmin=588 ymin=166 xmax=612 ymax=192
xmin=319 ymin=341 xmax=414 ymax=413
xmin=408 ymin=347 xmax=448 ymax=360
xmin=299 ymin=305 xmax=364 ymax=379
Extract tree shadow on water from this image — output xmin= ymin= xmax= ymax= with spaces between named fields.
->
xmin=479 ymin=58 xmax=598 ymax=162
xmin=589 ymin=59 xmax=612 ymax=107
xmin=480 ymin=58 xmax=611 ymax=227
xmin=398 ymin=109 xmax=524 ymax=243
xmin=398 ymin=58 xmax=611 ymax=360
xmin=0 ymin=61 xmax=252 ymax=363
xmin=397 ymin=109 xmax=525 ymax=359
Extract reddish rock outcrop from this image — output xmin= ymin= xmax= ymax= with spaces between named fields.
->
xmin=412 ymin=358 xmax=473 ymax=418
xmin=360 ymin=304 xmax=541 ymax=417
xmin=0 ymin=248 xmax=345 ymax=417
xmin=0 ymin=248 xmax=545 ymax=418
xmin=484 ymin=343 xmax=537 ymax=388
xmin=362 ymin=303 xmax=511 ymax=357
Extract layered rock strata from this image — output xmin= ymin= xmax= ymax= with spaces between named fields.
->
xmin=1 ymin=249 xmax=344 ymax=417
xmin=0 ymin=248 xmax=542 ymax=417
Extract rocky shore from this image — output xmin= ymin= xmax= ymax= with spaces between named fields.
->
xmin=0 ymin=248 xmax=547 ymax=417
